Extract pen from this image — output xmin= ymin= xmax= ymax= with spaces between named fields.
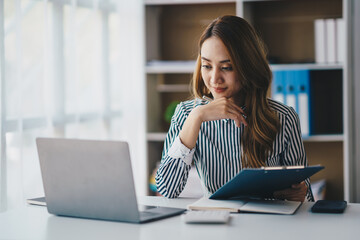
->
xmin=202 ymin=95 xmax=214 ymax=102
xmin=202 ymin=96 xmax=247 ymax=120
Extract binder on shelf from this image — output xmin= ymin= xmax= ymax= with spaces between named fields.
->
xmin=297 ymin=70 xmax=310 ymax=137
xmin=336 ymin=18 xmax=345 ymax=63
xmin=284 ymin=70 xmax=297 ymax=112
xmin=309 ymin=69 xmax=343 ymax=135
xmin=273 ymin=69 xmax=310 ymax=137
xmin=325 ymin=18 xmax=336 ymax=63
xmin=314 ymin=19 xmax=326 ymax=64
xmin=272 ymin=70 xmax=285 ymax=104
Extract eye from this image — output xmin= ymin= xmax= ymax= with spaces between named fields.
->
xmin=201 ymin=65 xmax=212 ymax=70
xmin=221 ymin=66 xmax=233 ymax=71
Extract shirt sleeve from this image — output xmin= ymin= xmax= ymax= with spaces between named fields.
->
xmin=155 ymin=103 xmax=196 ymax=198
xmin=283 ymin=107 xmax=314 ymax=201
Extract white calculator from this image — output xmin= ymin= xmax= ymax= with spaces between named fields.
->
xmin=182 ymin=210 xmax=230 ymax=224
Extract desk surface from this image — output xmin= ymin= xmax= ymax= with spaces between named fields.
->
xmin=0 ymin=196 xmax=359 ymax=240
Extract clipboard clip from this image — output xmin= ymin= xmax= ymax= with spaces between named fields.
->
xmin=261 ymin=166 xmax=305 ymax=170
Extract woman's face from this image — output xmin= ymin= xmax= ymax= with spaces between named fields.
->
xmin=200 ymin=36 xmax=240 ymax=100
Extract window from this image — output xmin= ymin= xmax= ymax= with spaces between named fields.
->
xmin=0 ymin=0 xmax=146 ymax=210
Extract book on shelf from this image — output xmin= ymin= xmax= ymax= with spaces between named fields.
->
xmin=326 ymin=18 xmax=336 ymax=63
xmin=336 ymin=18 xmax=345 ymax=63
xmin=314 ymin=18 xmax=345 ymax=64
xmin=314 ymin=19 xmax=327 ymax=64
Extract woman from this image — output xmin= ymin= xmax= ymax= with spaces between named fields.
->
xmin=156 ymin=15 xmax=312 ymax=202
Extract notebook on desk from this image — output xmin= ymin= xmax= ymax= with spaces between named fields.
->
xmin=188 ymin=197 xmax=302 ymax=215
xmin=35 ymin=138 xmax=185 ymax=223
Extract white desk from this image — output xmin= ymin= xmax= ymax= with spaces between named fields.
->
xmin=0 ymin=196 xmax=359 ymax=240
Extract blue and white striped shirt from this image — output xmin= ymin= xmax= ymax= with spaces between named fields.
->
xmin=156 ymin=98 xmax=313 ymax=201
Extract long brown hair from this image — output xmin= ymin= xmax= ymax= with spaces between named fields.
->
xmin=192 ymin=15 xmax=280 ymax=168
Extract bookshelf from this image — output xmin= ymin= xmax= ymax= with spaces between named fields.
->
xmin=144 ymin=0 xmax=347 ymax=200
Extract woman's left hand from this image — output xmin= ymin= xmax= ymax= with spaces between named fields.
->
xmin=273 ymin=181 xmax=307 ymax=202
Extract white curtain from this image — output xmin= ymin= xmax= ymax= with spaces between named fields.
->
xmin=0 ymin=0 xmax=146 ymax=211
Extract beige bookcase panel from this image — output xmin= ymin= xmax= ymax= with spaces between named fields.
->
xmin=147 ymin=3 xmax=236 ymax=61
xmin=305 ymin=142 xmax=344 ymax=200
xmin=244 ymin=0 xmax=342 ymax=63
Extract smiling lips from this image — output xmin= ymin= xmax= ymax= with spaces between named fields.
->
xmin=213 ymin=87 xmax=227 ymax=93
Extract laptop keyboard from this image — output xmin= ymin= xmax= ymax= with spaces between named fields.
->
xmin=138 ymin=206 xmax=186 ymax=222
xmin=139 ymin=211 xmax=159 ymax=218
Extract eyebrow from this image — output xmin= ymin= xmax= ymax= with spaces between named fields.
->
xmin=201 ymin=57 xmax=231 ymax=63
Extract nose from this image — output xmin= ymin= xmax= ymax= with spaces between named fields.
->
xmin=210 ymin=67 xmax=223 ymax=85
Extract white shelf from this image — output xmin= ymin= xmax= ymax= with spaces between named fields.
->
xmin=145 ymin=0 xmax=235 ymax=6
xmin=270 ymin=63 xmax=343 ymax=71
xmin=146 ymin=60 xmax=196 ymax=73
xmin=146 ymin=60 xmax=343 ymax=74
xmin=303 ymin=134 xmax=344 ymax=142
xmin=147 ymin=132 xmax=167 ymax=142
xmin=147 ymin=132 xmax=343 ymax=143
xmin=242 ymin=0 xmax=283 ymax=2
xmin=157 ymin=84 xmax=190 ymax=92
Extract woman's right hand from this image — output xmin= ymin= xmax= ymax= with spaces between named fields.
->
xmin=179 ymin=97 xmax=247 ymax=149
xmin=196 ymin=97 xmax=247 ymax=127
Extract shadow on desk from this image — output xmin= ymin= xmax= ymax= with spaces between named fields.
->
xmin=44 ymin=209 xmax=231 ymax=240
xmin=46 ymin=215 xmax=141 ymax=240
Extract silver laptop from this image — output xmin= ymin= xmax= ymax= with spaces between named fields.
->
xmin=35 ymin=138 xmax=185 ymax=223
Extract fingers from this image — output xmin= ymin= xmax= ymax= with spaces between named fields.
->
xmin=292 ymin=181 xmax=306 ymax=189
xmin=227 ymin=98 xmax=247 ymax=116
xmin=201 ymin=97 xmax=248 ymax=126
xmin=227 ymin=109 xmax=248 ymax=127
xmin=273 ymin=190 xmax=287 ymax=200
xmin=273 ymin=182 xmax=307 ymax=202
xmin=274 ymin=190 xmax=306 ymax=202
xmin=216 ymin=98 xmax=248 ymax=126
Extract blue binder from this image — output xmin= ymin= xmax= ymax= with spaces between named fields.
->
xmin=284 ymin=70 xmax=298 ymax=112
xmin=272 ymin=70 xmax=285 ymax=104
xmin=209 ymin=165 xmax=324 ymax=200
xmin=297 ymin=70 xmax=310 ymax=137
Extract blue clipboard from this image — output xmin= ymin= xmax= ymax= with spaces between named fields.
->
xmin=209 ymin=165 xmax=324 ymax=199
